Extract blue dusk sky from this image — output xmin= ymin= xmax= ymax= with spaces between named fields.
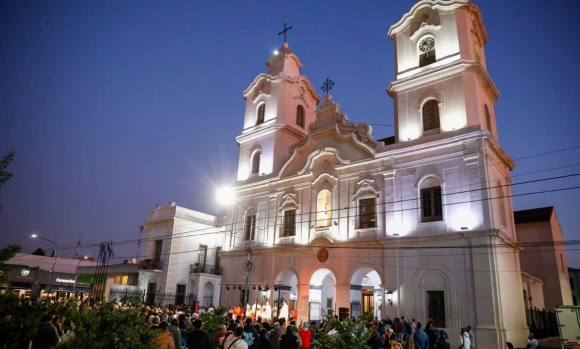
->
xmin=1 ymin=1 xmax=579 ymax=266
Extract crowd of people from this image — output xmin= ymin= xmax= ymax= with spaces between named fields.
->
xmin=27 ymin=299 xmax=543 ymax=349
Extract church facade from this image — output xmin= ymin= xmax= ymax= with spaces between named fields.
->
xmin=132 ymin=1 xmax=561 ymax=348
xmin=218 ymin=1 xmax=528 ymax=348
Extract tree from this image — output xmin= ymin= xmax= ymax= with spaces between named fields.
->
xmin=0 ymin=151 xmax=15 ymax=209
xmin=0 ymin=244 xmax=21 ymax=285
xmin=315 ymin=313 xmax=373 ymax=349
xmin=198 ymin=306 xmax=228 ymax=349
xmin=31 ymin=248 xmax=46 ymax=256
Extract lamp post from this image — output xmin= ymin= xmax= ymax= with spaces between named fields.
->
xmin=73 ymin=256 xmax=89 ymax=295
xmin=217 ymin=185 xmax=254 ymax=319
xmin=31 ymin=234 xmax=57 ymax=297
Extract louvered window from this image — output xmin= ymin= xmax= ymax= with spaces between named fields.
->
xmin=419 ymin=50 xmax=436 ymax=67
xmin=422 ymin=100 xmax=440 ymax=131
xmin=283 ymin=209 xmax=296 ymax=237
xmin=256 ymin=104 xmax=265 ymax=125
xmin=251 ymin=152 xmax=260 ymax=174
xmin=421 ymin=186 xmax=443 ymax=222
xmin=296 ymin=105 xmax=305 ymax=128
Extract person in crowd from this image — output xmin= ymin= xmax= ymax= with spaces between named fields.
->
xmin=526 ymin=333 xmax=538 ymax=349
xmin=366 ymin=324 xmax=382 ymax=349
xmin=216 ymin=324 xmax=228 ymax=349
xmin=156 ymin=321 xmax=175 ymax=349
xmin=465 ymin=326 xmax=474 ymax=349
xmin=168 ymin=318 xmax=181 ymax=349
xmin=298 ymin=322 xmax=311 ymax=349
xmin=434 ymin=330 xmax=450 ymax=349
xmin=244 ymin=317 xmax=260 ymax=349
xmin=187 ymin=318 xmax=210 ymax=349
xmin=428 ymin=323 xmax=440 ymax=349
xmin=459 ymin=328 xmax=470 ymax=349
xmin=389 ymin=333 xmax=403 ymax=349
xmin=51 ymin=315 xmax=64 ymax=338
xmin=31 ymin=314 xmax=60 ymax=349
xmin=402 ymin=332 xmax=414 ymax=349
xmin=280 ymin=326 xmax=299 ymax=349
xmin=151 ymin=316 xmax=161 ymax=331
xmin=257 ymin=328 xmax=273 ymax=349
xmin=267 ymin=322 xmax=282 ymax=349
xmin=412 ymin=322 xmax=429 ymax=349
xmin=223 ymin=326 xmax=249 ymax=349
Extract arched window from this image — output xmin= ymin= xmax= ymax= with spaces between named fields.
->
xmin=251 ymin=151 xmax=260 ymax=175
xmin=256 ymin=104 xmax=265 ymax=125
xmin=420 ymin=177 xmax=443 ymax=222
xmin=316 ymin=189 xmax=332 ymax=228
xmin=358 ymin=197 xmax=377 ymax=229
xmin=296 ymin=105 xmax=305 ymax=128
xmin=422 ymin=99 xmax=440 ymax=132
xmin=497 ymin=181 xmax=507 ymax=227
xmin=484 ymin=104 xmax=492 ymax=132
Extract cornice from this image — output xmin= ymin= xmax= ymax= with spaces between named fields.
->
xmin=387 ymin=60 xmax=499 ymax=100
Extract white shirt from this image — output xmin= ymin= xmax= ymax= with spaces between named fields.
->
xmin=527 ymin=338 xmax=538 ymax=349
xmin=461 ymin=332 xmax=471 ymax=348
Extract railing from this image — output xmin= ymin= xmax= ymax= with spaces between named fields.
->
xmin=526 ymin=307 xmax=558 ymax=339
xmin=189 ymin=263 xmax=222 ymax=275
xmin=139 ymin=259 xmax=163 ymax=270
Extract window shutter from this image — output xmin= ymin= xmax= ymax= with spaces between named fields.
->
xmin=422 ymin=100 xmax=440 ymax=131
xmin=256 ymin=104 xmax=265 ymax=125
xmin=251 ymin=152 xmax=260 ymax=174
xmin=296 ymin=105 xmax=305 ymax=128
xmin=419 ymin=50 xmax=436 ymax=67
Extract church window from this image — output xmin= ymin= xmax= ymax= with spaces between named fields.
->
xmin=251 ymin=151 xmax=261 ymax=175
xmin=358 ymin=197 xmax=377 ymax=229
xmin=283 ymin=209 xmax=296 ymax=237
xmin=427 ymin=290 xmax=446 ymax=328
xmin=244 ymin=214 xmax=256 ymax=241
xmin=418 ymin=37 xmax=436 ymax=67
xmin=296 ymin=105 xmax=305 ymax=128
xmin=153 ymin=240 xmax=162 ymax=263
xmin=256 ymin=103 xmax=265 ymax=125
xmin=316 ymin=189 xmax=332 ymax=228
xmin=421 ymin=186 xmax=443 ymax=222
xmin=422 ymin=100 xmax=440 ymax=132
xmin=485 ymin=104 xmax=492 ymax=132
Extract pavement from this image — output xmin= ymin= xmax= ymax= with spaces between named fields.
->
xmin=537 ymin=337 xmax=562 ymax=348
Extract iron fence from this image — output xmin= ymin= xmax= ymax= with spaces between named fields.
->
xmin=526 ymin=307 xmax=559 ymax=339
xmin=109 ymin=288 xmax=198 ymax=306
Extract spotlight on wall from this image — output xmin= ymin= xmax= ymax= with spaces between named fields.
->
xmin=258 ymin=286 xmax=262 ymax=291
xmin=460 ymin=226 xmax=468 ymax=231
xmin=264 ymin=286 xmax=269 ymax=292
xmin=226 ymin=286 xmax=230 ymax=291
xmin=274 ymin=285 xmax=278 ymax=291
xmin=238 ymin=286 xmax=242 ymax=290
xmin=253 ymin=285 xmax=256 ymax=290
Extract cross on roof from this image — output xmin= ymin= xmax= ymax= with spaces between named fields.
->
xmin=321 ymin=78 xmax=335 ymax=95
xmin=278 ymin=23 xmax=293 ymax=43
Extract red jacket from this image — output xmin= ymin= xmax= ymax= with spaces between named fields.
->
xmin=298 ymin=328 xmax=311 ymax=348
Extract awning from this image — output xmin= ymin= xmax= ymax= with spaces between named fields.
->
xmin=8 ymin=283 xmax=31 ymax=289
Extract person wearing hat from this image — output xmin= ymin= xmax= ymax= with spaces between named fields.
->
xmin=156 ymin=321 xmax=175 ymax=349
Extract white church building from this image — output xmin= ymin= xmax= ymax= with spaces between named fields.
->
xmin=135 ymin=1 xmax=571 ymax=348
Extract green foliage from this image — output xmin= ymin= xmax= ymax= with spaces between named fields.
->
xmin=315 ymin=313 xmax=373 ymax=349
xmin=0 ymin=151 xmax=15 ymax=209
xmin=0 ymin=295 xmax=157 ymax=349
xmin=0 ymin=294 xmax=55 ymax=349
xmin=58 ymin=302 xmax=157 ymax=349
xmin=0 ymin=244 xmax=21 ymax=284
xmin=198 ymin=306 xmax=228 ymax=349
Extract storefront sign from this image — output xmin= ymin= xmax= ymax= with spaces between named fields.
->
xmin=55 ymin=278 xmax=76 ymax=284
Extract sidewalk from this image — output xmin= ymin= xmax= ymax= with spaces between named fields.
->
xmin=537 ymin=337 xmax=561 ymax=348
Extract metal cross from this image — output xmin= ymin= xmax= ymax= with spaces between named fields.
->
xmin=321 ymin=78 xmax=335 ymax=95
xmin=278 ymin=23 xmax=293 ymax=43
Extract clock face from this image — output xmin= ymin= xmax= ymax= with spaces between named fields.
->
xmin=419 ymin=37 xmax=435 ymax=52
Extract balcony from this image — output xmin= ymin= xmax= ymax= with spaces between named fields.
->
xmin=189 ymin=263 xmax=222 ymax=275
xmin=139 ymin=259 xmax=163 ymax=270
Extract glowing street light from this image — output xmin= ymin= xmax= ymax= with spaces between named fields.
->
xmin=31 ymin=234 xmax=58 ymax=297
xmin=73 ymin=255 xmax=89 ymax=294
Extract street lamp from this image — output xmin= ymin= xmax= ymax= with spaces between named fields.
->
xmin=31 ymin=234 xmax=57 ymax=298
xmin=73 ymin=256 xmax=89 ymax=294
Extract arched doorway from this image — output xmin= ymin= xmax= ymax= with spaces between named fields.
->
xmin=350 ymin=268 xmax=382 ymax=320
xmin=274 ymin=270 xmax=299 ymax=320
xmin=203 ymin=281 xmax=214 ymax=307
xmin=310 ymin=268 xmax=337 ymax=321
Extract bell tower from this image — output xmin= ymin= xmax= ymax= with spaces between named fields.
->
xmin=236 ymin=42 xmax=320 ymax=181
xmin=388 ymin=0 xmax=498 ymax=143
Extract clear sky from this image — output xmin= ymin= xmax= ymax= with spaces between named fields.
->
xmin=1 ymin=1 xmax=579 ymax=266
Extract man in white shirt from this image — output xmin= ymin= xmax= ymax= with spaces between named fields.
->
xmin=526 ymin=333 xmax=538 ymax=349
